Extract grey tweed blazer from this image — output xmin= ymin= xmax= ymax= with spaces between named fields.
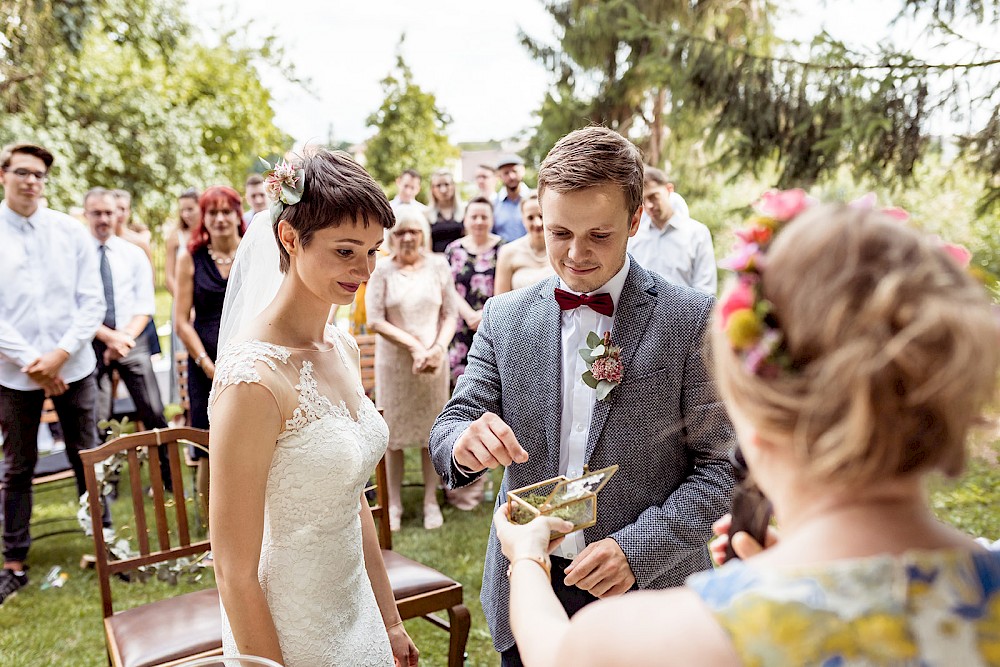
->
xmin=429 ymin=257 xmax=736 ymax=653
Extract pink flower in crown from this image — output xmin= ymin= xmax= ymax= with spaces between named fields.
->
xmin=754 ymin=188 xmax=810 ymax=222
xmin=941 ymin=242 xmax=972 ymax=268
xmin=720 ymin=242 xmax=760 ymax=272
xmin=880 ymin=207 xmax=909 ymax=222
xmin=720 ymin=280 xmax=755 ymax=328
xmin=735 ymin=222 xmax=773 ymax=246
xmin=591 ymin=355 xmax=623 ymax=384
xmin=849 ymin=192 xmax=878 ymax=210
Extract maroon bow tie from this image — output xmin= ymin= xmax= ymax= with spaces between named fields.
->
xmin=554 ymin=288 xmax=614 ymax=317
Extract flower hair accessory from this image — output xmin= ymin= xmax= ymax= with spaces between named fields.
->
xmin=260 ymin=157 xmax=305 ymax=223
xmin=580 ymin=331 xmax=623 ymax=401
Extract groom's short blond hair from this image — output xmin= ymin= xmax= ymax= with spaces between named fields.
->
xmin=537 ymin=126 xmax=644 ymax=219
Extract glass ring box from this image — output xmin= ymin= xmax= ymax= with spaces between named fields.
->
xmin=507 ymin=464 xmax=619 ymax=535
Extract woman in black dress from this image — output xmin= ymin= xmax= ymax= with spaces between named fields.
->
xmin=426 ymin=168 xmax=465 ymax=253
xmin=174 ymin=185 xmax=244 ymax=519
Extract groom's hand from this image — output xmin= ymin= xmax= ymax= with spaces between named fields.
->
xmin=563 ymin=538 xmax=636 ymax=598
xmin=454 ymin=411 xmax=529 ymax=472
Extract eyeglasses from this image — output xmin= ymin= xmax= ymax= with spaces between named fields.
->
xmin=5 ymin=168 xmax=49 ymax=183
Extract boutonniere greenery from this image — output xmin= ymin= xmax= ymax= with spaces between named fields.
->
xmin=580 ymin=331 xmax=623 ymax=401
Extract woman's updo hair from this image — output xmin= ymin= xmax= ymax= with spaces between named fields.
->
xmin=712 ymin=203 xmax=999 ymax=487
xmin=274 ymin=149 xmax=395 ymax=273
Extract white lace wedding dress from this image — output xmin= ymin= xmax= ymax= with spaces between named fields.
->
xmin=210 ymin=327 xmax=393 ymax=667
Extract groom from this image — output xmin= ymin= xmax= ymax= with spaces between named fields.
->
xmin=429 ymin=126 xmax=736 ymax=665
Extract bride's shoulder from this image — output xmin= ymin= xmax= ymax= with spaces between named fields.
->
xmin=214 ymin=338 xmax=293 ymax=387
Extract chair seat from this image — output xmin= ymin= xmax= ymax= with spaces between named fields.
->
xmin=382 ymin=549 xmax=460 ymax=599
xmin=107 ymin=587 xmax=221 ymax=667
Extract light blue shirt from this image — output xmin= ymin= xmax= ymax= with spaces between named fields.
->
xmin=493 ymin=183 xmax=532 ymax=243
xmin=0 ymin=201 xmax=105 ymax=390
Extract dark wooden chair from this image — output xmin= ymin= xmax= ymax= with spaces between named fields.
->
xmin=81 ymin=427 xmax=221 ymax=667
xmin=368 ymin=455 xmax=471 ymax=666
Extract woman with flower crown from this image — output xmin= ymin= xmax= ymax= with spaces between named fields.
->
xmin=208 ymin=151 xmax=418 ymax=666
xmin=493 ymin=190 xmax=1000 ymax=666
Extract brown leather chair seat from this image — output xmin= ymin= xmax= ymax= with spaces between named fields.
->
xmin=106 ymin=588 xmax=222 ymax=667
xmin=382 ymin=549 xmax=460 ymax=599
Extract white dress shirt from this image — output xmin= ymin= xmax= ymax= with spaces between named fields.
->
xmin=96 ymin=234 xmax=156 ymax=330
xmin=553 ymin=256 xmax=631 ymax=559
xmin=628 ymin=212 xmax=717 ymax=295
xmin=0 ymin=201 xmax=105 ymax=390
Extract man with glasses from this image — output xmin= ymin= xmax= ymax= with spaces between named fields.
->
xmin=0 ymin=143 xmax=106 ymax=604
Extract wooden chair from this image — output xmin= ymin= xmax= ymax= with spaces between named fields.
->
xmin=355 ymin=333 xmax=377 ymax=398
xmin=81 ymin=427 xmax=221 ymax=667
xmin=368 ymin=456 xmax=471 ymax=666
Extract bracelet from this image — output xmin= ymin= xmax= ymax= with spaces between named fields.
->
xmin=506 ymin=555 xmax=551 ymax=580
xmin=194 ymin=353 xmax=208 ymax=368
xmin=386 ymin=619 xmax=404 ymax=631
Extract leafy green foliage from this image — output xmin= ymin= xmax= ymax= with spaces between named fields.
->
xmin=364 ymin=41 xmax=459 ymax=197
xmin=0 ymin=0 xmax=291 ymax=231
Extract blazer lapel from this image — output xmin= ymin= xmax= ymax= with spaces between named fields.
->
xmin=585 ymin=260 xmax=656 ymax=463
xmin=531 ymin=277 xmax=564 ymax=478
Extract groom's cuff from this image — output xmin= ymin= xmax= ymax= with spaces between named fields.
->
xmin=451 ymin=450 xmax=479 ymax=482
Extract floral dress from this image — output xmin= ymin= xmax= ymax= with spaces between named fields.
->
xmin=444 ymin=238 xmax=503 ymax=387
xmin=686 ymin=548 xmax=1000 ymax=666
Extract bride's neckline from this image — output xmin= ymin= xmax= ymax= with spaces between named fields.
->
xmin=243 ymin=324 xmax=343 ymax=354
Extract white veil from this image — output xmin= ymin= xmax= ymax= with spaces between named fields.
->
xmin=217 ymin=210 xmax=284 ymax=353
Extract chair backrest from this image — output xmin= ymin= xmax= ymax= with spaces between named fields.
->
xmin=355 ymin=334 xmax=376 ymax=398
xmin=80 ymin=426 xmax=211 ymax=618
xmin=176 ymin=351 xmax=191 ymax=414
xmin=367 ymin=455 xmax=393 ymax=551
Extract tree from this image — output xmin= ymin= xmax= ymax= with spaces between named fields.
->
xmin=365 ymin=42 xmax=458 ymax=195
xmin=523 ymin=1 xmax=1000 ymax=215
xmin=0 ymin=0 xmax=292 ymax=229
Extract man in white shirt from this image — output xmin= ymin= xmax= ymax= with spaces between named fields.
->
xmin=0 ymin=143 xmax=106 ymax=601
xmin=243 ymin=173 xmax=267 ymax=225
xmin=389 ymin=168 xmax=428 ymax=215
xmin=628 ymin=166 xmax=717 ymax=295
xmin=84 ymin=189 xmax=171 ymax=489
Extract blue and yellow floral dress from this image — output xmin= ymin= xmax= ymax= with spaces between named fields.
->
xmin=687 ymin=549 xmax=1000 ymax=666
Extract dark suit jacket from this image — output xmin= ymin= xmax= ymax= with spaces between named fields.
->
xmin=429 ymin=257 xmax=736 ymax=652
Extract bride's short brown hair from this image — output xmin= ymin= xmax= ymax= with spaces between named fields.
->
xmin=274 ymin=149 xmax=394 ymax=273
xmin=712 ymin=203 xmax=999 ymax=487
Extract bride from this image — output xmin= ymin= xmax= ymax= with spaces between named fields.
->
xmin=208 ymin=149 xmax=419 ymax=666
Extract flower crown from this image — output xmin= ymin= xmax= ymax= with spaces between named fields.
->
xmin=260 ymin=157 xmax=305 ymax=223
xmin=717 ymin=190 xmax=978 ymax=378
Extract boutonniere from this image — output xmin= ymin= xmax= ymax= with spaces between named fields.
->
xmin=579 ymin=331 xmax=622 ymax=401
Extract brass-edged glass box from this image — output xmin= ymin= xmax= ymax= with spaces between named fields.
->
xmin=507 ymin=465 xmax=619 ymax=534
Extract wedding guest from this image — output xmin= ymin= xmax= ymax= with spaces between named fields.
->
xmin=165 ymin=188 xmax=200 ymax=296
xmin=493 ymin=154 xmax=531 ymax=242
xmin=494 ymin=192 xmax=1000 ymax=666
xmin=430 ymin=126 xmax=735 ymax=666
xmin=0 ymin=143 xmax=105 ymax=604
xmin=84 ymin=188 xmax=172 ymax=489
xmin=475 ymin=164 xmax=499 ymax=203
xmin=112 ymin=188 xmax=161 ymax=358
xmin=174 ymin=185 xmax=244 ymax=517
xmin=628 ymin=166 xmax=716 ymax=294
xmin=444 ymin=196 xmax=504 ymax=387
xmin=494 ymin=194 xmax=554 ymax=295
xmin=243 ymin=174 xmax=267 ymax=226
xmin=426 ymin=168 xmax=466 ymax=253
xmin=389 ymin=168 xmax=427 ymax=216
xmin=210 ymin=149 xmax=417 ymax=665
xmin=366 ymin=209 xmax=457 ymax=531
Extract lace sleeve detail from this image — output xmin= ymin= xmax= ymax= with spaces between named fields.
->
xmin=208 ymin=340 xmax=292 ymax=421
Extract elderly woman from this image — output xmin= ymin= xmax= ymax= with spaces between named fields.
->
xmin=426 ymin=168 xmax=466 ymax=253
xmin=495 ymin=195 xmax=1000 ymax=666
xmin=174 ymin=185 xmax=245 ymax=516
xmin=366 ymin=209 xmax=457 ymax=531
xmin=494 ymin=194 xmax=553 ymax=294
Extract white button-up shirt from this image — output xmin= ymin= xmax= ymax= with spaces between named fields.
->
xmin=0 ymin=201 xmax=105 ymax=390
xmin=553 ymin=256 xmax=631 ymax=559
xmin=628 ymin=212 xmax=717 ymax=295
xmin=96 ymin=234 xmax=156 ymax=330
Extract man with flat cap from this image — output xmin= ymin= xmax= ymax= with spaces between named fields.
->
xmin=493 ymin=153 xmax=533 ymax=243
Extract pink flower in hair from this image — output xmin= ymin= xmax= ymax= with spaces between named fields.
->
xmin=720 ymin=280 xmax=754 ymax=329
xmin=720 ymin=243 xmax=759 ymax=272
xmin=754 ymin=188 xmax=810 ymax=222
xmin=941 ymin=242 xmax=972 ymax=268
xmin=880 ymin=207 xmax=909 ymax=222
xmin=849 ymin=192 xmax=878 ymax=210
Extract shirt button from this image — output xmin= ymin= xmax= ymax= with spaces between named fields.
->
xmin=575 ymin=424 xmax=585 ymax=433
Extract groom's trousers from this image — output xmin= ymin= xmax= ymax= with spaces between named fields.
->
xmin=499 ymin=555 xmax=599 ymax=667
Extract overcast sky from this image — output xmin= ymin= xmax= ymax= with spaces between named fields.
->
xmin=186 ymin=1 xmax=990 ymax=147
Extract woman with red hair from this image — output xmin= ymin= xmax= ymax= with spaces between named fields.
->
xmin=174 ymin=185 xmax=245 ymax=513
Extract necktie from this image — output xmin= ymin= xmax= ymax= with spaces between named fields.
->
xmin=553 ymin=288 xmax=614 ymax=317
xmin=99 ymin=245 xmax=116 ymax=329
